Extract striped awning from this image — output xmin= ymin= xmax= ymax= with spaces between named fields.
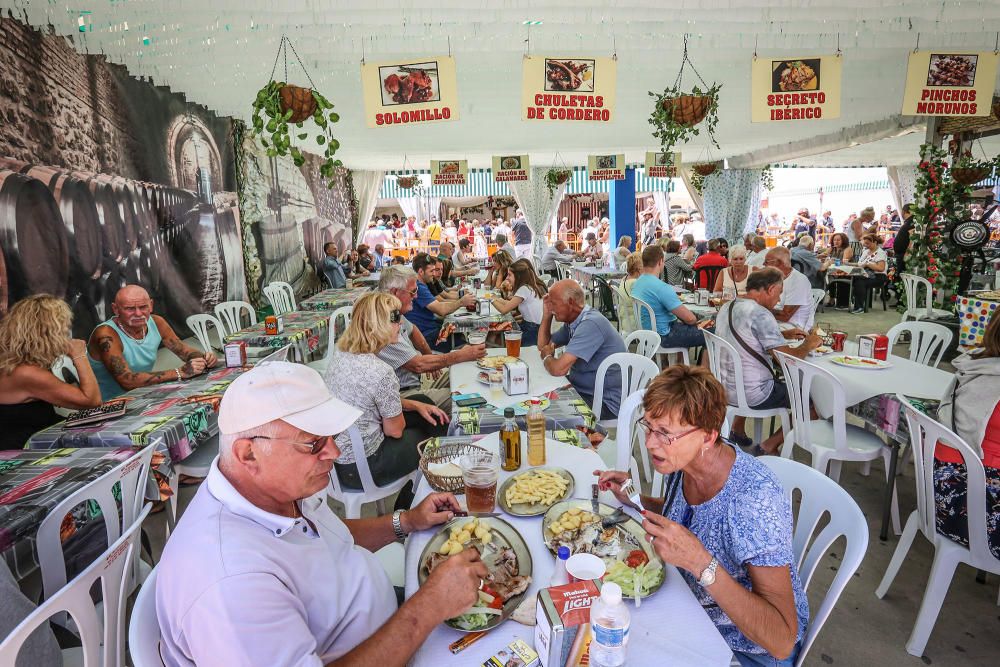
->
xmin=380 ymin=166 xmax=674 ymax=199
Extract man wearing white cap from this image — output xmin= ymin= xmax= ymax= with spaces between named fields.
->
xmin=156 ymin=361 xmax=487 ymax=666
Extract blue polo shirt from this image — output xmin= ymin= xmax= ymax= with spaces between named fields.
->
xmin=630 ymin=273 xmax=682 ymax=335
xmin=551 ymin=307 xmax=626 ymax=418
xmin=407 ymin=281 xmax=441 ymax=342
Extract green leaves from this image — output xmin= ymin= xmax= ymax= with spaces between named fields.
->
xmin=648 ymin=82 xmax=722 ymax=152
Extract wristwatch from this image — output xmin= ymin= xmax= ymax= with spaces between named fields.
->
xmin=391 ymin=510 xmax=408 ymax=542
xmin=698 ymin=556 xmax=719 ymax=587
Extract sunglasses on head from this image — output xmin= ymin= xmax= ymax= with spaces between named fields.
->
xmin=390 ymin=309 xmax=402 ymax=323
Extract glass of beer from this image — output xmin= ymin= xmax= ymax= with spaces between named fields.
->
xmin=467 ymin=330 xmax=487 ymax=346
xmin=460 ymin=450 xmax=500 ymax=513
xmin=504 ymin=330 xmax=522 ymax=358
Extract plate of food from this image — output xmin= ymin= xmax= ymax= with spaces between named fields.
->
xmin=477 ymin=355 xmax=519 ymax=370
xmin=829 ymin=355 xmax=892 ymax=370
xmin=542 ymin=500 xmax=665 ymax=599
xmin=498 ymin=467 xmax=575 ymax=516
xmin=809 ymin=345 xmax=833 ymax=356
xmin=477 ymin=369 xmax=503 ymax=384
xmin=487 ymin=321 xmax=514 ymax=333
xmin=418 ymin=516 xmax=532 ymax=632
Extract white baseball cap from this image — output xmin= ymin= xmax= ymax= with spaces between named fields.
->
xmin=218 ymin=361 xmax=362 ymax=436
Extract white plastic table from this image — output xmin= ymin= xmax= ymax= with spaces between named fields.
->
xmin=403 ymin=434 xmax=733 ymax=666
xmin=451 ymin=346 xmax=570 ymax=411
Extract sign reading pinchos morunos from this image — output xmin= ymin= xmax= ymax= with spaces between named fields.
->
xmin=492 ymin=155 xmax=530 ymax=182
xmin=645 ymin=152 xmax=681 ymax=178
xmin=431 ymin=160 xmax=468 ymax=186
xmin=522 ymin=56 xmax=617 ymax=123
xmin=901 ymin=51 xmax=999 ymax=116
xmin=360 ymin=56 xmax=459 ymax=128
xmin=751 ymin=55 xmax=842 ymax=122
xmin=587 ymin=154 xmax=625 ymax=181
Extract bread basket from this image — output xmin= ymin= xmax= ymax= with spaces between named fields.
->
xmin=417 ymin=438 xmax=489 ymax=493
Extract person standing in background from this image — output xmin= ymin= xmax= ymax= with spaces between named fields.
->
xmin=893 ymin=204 xmax=914 ymax=275
xmin=511 ymin=210 xmax=533 ymax=259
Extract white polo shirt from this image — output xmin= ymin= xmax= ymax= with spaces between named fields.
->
xmin=778 ymin=269 xmax=815 ymax=330
xmin=156 ymin=459 xmax=396 ymax=667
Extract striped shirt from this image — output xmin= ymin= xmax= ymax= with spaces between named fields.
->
xmin=376 ymin=317 xmax=421 ymax=390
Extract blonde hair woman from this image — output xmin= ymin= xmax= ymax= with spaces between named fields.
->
xmin=612 ymin=236 xmax=633 ymax=263
xmin=617 ymin=251 xmax=643 ymax=333
xmin=324 ymin=292 xmax=448 ymax=504
xmin=713 ymin=245 xmax=749 ymax=296
xmin=0 ymin=295 xmax=102 ymax=449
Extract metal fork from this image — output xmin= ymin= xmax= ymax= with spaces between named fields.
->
xmin=619 ymin=478 xmax=643 ymax=512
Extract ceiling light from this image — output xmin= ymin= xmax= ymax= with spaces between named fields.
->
xmin=522 ymin=20 xmax=543 ymax=26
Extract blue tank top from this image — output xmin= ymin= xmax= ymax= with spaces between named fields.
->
xmin=89 ymin=317 xmax=162 ymax=400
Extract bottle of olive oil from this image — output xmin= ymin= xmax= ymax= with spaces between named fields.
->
xmin=500 ymin=407 xmax=522 ymax=471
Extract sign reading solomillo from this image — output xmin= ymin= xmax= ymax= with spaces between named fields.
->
xmin=522 ymin=56 xmax=617 ymax=122
xmin=751 ymin=55 xmax=842 ymax=122
xmin=492 ymin=155 xmax=530 ymax=182
xmin=646 ymin=151 xmax=681 ymax=178
xmin=360 ymin=56 xmax=459 ymax=127
xmin=587 ymin=154 xmax=625 ymax=181
xmin=430 ymin=159 xmax=468 ymax=186
xmin=901 ymin=51 xmax=999 ymax=116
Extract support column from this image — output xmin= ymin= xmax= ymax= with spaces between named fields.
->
xmin=609 ymin=167 xmax=636 ymax=250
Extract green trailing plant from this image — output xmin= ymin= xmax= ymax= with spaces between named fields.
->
xmin=545 ymin=168 xmax=572 ymax=196
xmin=760 ymin=164 xmax=774 ymax=192
xmin=950 ymin=150 xmax=1000 ymax=185
xmin=648 ymin=82 xmax=722 ymax=152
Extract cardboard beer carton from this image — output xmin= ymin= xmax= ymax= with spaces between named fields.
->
xmin=482 ymin=638 xmax=540 ymax=667
xmin=503 ymin=359 xmax=529 ymax=396
xmin=534 ymin=580 xmax=602 ymax=667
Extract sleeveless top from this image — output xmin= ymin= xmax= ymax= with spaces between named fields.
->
xmin=0 ymin=400 xmax=60 ymax=450
xmin=88 ymin=317 xmax=163 ymax=400
xmin=722 ymin=266 xmax=749 ymax=295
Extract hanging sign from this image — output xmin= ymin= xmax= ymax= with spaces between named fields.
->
xmin=751 ymin=55 xmax=842 ymax=122
xmin=360 ymin=56 xmax=459 ymax=128
xmin=901 ymin=51 xmax=999 ymax=116
xmin=430 ymin=160 xmax=467 ymax=186
xmin=587 ymin=154 xmax=625 ymax=180
xmin=645 ymin=152 xmax=681 ymax=178
xmin=492 ymin=155 xmax=530 ymax=182
xmin=521 ymin=56 xmax=617 ymax=122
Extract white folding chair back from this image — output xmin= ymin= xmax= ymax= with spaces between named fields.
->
xmin=185 ymin=314 xmax=225 ymax=353
xmin=899 ymin=273 xmax=951 ymax=321
xmin=0 ymin=504 xmax=150 ymax=667
xmin=128 ymin=566 xmax=162 ymax=667
xmin=262 ymin=281 xmax=296 ymax=315
xmin=326 ymin=425 xmax=420 ymax=519
xmin=610 ymin=284 xmax=632 ymax=334
xmin=885 ymin=321 xmax=952 ymax=368
xmin=631 ymin=296 xmax=691 ymax=365
xmin=213 ymin=301 xmax=257 ymax=336
xmin=592 ymin=353 xmax=659 ymax=428
xmin=556 ymin=263 xmax=571 ymax=282
xmin=810 ymin=288 xmax=826 ymax=312
xmin=594 ymin=389 xmax=646 ymax=485
xmin=875 ymin=398 xmax=1000 ymax=656
xmin=624 ymin=330 xmax=661 ymax=359
xmin=307 ymin=306 xmax=353 ymax=374
xmin=760 ymin=457 xmax=868 ymax=667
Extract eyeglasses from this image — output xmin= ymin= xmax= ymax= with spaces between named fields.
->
xmin=249 ymin=434 xmax=331 ymax=456
xmin=637 ymin=419 xmax=700 ymax=447
xmin=394 ymin=286 xmax=419 ymax=297
xmin=390 ymin=309 xmax=402 ymax=324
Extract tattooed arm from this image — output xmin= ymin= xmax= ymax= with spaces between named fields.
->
xmin=154 ymin=316 xmax=217 ymax=368
xmin=88 ymin=325 xmax=206 ymax=391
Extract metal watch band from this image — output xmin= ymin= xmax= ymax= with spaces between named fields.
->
xmin=391 ymin=510 xmax=407 ymax=541
xmin=698 ymin=556 xmax=719 ymax=587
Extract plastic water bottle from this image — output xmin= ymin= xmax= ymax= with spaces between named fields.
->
xmin=608 ymin=251 xmax=617 ymax=271
xmin=549 ymin=546 xmax=570 ymax=587
xmin=589 ymin=582 xmax=630 ymax=667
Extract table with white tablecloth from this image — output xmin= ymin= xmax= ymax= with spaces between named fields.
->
xmin=403 ymin=434 xmax=734 ymax=666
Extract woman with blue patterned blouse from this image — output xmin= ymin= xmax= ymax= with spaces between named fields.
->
xmin=597 ymin=366 xmax=808 ymax=666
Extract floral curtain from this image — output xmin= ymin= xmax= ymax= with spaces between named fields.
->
xmin=508 ymin=168 xmax=569 ymax=256
xmin=680 ymin=167 xmax=705 ymax=217
xmin=352 ymin=170 xmax=386 ymax=245
xmin=702 ymin=169 xmax=763 ymax=242
xmin=886 ymin=166 xmax=920 ymax=213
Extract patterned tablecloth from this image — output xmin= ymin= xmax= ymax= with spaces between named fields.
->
xmin=570 ymin=264 xmax=627 ymax=285
xmin=298 ymin=286 xmax=373 ymax=312
xmin=958 ymin=293 xmax=1000 ymax=350
xmin=848 ymin=394 xmax=940 ymax=445
xmin=224 ymin=310 xmax=330 ymax=362
xmin=0 ymin=447 xmax=137 ymax=579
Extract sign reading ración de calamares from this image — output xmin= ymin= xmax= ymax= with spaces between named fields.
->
xmin=430 ymin=160 xmax=468 ymax=186
xmin=361 ymin=56 xmax=459 ymax=128
xmin=587 ymin=154 xmax=625 ymax=181
xmin=751 ymin=55 xmax=842 ymax=122
xmin=901 ymin=50 xmax=999 ymax=116
xmin=522 ymin=56 xmax=617 ymax=123
xmin=492 ymin=155 xmax=530 ymax=182
xmin=645 ymin=152 xmax=681 ymax=178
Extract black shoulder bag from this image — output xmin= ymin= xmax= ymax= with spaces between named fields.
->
xmin=726 ymin=301 xmax=784 ymax=383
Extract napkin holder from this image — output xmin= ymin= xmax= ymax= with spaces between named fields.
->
xmin=503 ymin=359 xmax=529 ymax=396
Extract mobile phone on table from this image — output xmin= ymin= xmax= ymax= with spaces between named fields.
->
xmin=456 ymin=396 xmax=487 ymax=408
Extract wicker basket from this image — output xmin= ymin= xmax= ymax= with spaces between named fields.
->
xmin=661 ymin=94 xmax=712 ymax=127
xmin=279 ymin=84 xmax=317 ymax=123
xmin=554 ymin=170 xmax=571 ymax=184
xmin=951 ymin=167 xmax=990 ymax=186
xmin=396 ymin=176 xmax=417 ymax=189
xmin=417 ymin=439 xmax=489 ymax=493
xmin=693 ymin=163 xmax=717 ymax=176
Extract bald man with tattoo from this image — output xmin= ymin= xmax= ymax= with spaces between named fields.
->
xmin=88 ymin=285 xmax=218 ymax=400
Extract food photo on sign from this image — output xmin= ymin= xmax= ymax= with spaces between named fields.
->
xmin=587 ymin=154 xmax=625 ymax=180
xmin=901 ymin=50 xmax=999 ymax=116
xmin=646 ymin=151 xmax=681 ymax=178
xmin=430 ymin=159 xmax=468 ymax=186
xmin=360 ymin=55 xmax=459 ymax=127
xmin=380 ymin=61 xmax=440 ymax=105
xmin=522 ymin=55 xmax=617 ymax=122
xmin=750 ymin=54 xmax=842 ymax=122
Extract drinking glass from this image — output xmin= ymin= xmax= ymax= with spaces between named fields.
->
xmin=504 ymin=330 xmax=522 ymax=358
xmin=460 ymin=450 xmax=500 ymax=513
xmin=467 ymin=330 xmax=487 ymax=346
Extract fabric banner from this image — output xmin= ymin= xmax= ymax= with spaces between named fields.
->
xmin=492 ymin=155 xmax=530 ymax=182
xmin=521 ymin=56 xmax=617 ymax=123
xmin=587 ymin=154 xmax=626 ymax=181
xmin=702 ymin=169 xmax=763 ymax=242
xmin=646 ymin=152 xmax=681 ymax=178
xmin=430 ymin=160 xmax=468 ymax=186
xmin=751 ymin=55 xmax=842 ymax=122
xmin=901 ymin=51 xmax=999 ymax=116
xmin=508 ymin=168 xmax=568 ymax=257
xmin=360 ymin=56 xmax=459 ymax=128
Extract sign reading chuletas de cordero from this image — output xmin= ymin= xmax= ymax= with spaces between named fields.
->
xmin=901 ymin=51 xmax=999 ymax=117
xmin=751 ymin=55 xmax=842 ymax=122
xmin=361 ymin=56 xmax=459 ymax=127
xmin=522 ymin=56 xmax=617 ymax=122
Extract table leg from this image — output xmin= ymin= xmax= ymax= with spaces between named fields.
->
xmin=880 ymin=441 xmax=901 ymax=541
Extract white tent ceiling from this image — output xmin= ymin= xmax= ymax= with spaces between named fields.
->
xmin=6 ymin=0 xmax=1000 ymax=169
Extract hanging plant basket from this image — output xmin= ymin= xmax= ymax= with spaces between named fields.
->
xmin=950 ymin=167 xmax=990 ymax=185
xmin=396 ymin=176 xmax=417 ymax=189
xmin=661 ymin=94 xmax=713 ymax=127
xmin=693 ymin=163 xmax=718 ymax=177
xmin=648 ymin=36 xmax=721 ymax=152
xmin=545 ymin=168 xmax=573 ymax=195
xmin=278 ymin=84 xmax=318 ymax=123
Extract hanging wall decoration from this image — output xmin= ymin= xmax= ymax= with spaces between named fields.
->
xmin=493 ymin=155 xmax=530 ymax=182
xmin=751 ymin=54 xmax=842 ymax=122
xmin=522 ymin=56 xmax=618 ymax=123
xmin=646 ymin=152 xmax=681 ymax=178
xmin=902 ymin=50 xmax=999 ymax=117
xmin=361 ymin=56 xmax=460 ymax=127
xmin=649 ymin=35 xmax=721 ymax=151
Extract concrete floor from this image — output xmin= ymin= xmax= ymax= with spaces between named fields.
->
xmin=140 ymin=304 xmax=1000 ymax=666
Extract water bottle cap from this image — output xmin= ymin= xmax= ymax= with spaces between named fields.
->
xmin=557 ymin=546 xmax=571 ymax=560
xmin=601 ymin=582 xmax=623 ymax=604
xmin=504 ymin=407 xmax=515 ymax=418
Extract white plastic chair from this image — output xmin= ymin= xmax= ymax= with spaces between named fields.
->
xmin=213 ymin=300 xmax=257 ymax=336
xmin=875 ymin=397 xmax=1000 ymax=656
xmin=0 ymin=504 xmax=150 ymax=667
xmin=128 ymin=566 xmax=162 ymax=667
xmin=595 ymin=390 xmax=646 ymax=485
xmin=185 ymin=314 xmax=225 ymax=353
xmin=632 ymin=296 xmax=692 ymax=367
xmin=165 ymin=438 xmax=220 ymax=536
xmin=306 ymin=305 xmax=353 ymax=375
xmin=774 ymin=351 xmax=900 ymax=534
xmin=811 ymin=288 xmax=826 ymax=313
xmin=760 ymin=456 xmax=869 ymax=667
xmin=899 ymin=273 xmax=951 ymax=322
xmin=702 ymin=330 xmax=791 ymax=447
xmin=624 ymin=330 xmax=661 ymax=360
xmin=610 ymin=284 xmax=634 ymax=334
xmin=556 ymin=262 xmax=571 ymax=282
xmin=262 ymin=281 xmax=297 ymax=315
xmin=592 ymin=353 xmax=660 ymax=430
xmin=886 ymin=321 xmax=952 ymax=368
xmin=326 ymin=425 xmax=420 ymax=519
